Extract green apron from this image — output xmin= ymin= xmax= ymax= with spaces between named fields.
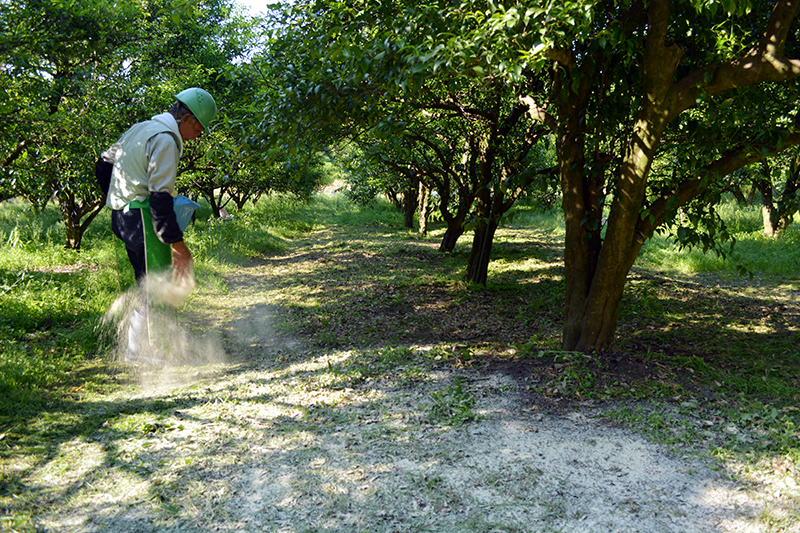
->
xmin=114 ymin=198 xmax=172 ymax=290
xmin=115 ymin=198 xmax=176 ymax=361
xmin=130 ymin=198 xmax=172 ymax=273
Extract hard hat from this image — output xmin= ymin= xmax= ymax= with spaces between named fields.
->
xmin=174 ymin=87 xmax=217 ymax=132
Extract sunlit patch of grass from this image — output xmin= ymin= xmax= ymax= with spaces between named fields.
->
xmin=637 ymin=198 xmax=800 ymax=278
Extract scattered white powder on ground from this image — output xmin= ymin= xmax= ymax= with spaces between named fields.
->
xmin=33 ymin=357 xmax=780 ymax=533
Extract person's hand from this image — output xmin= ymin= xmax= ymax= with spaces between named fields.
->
xmin=171 ymin=240 xmax=193 ymax=281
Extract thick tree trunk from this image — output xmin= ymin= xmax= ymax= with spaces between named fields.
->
xmin=465 ymin=177 xmax=502 ymax=285
xmin=552 ymin=0 xmax=800 ymax=352
xmin=465 ymin=218 xmax=498 ymax=285
xmin=557 ymin=66 xmax=596 ymax=350
xmin=561 ymin=0 xmax=682 ymax=351
xmin=439 ymin=217 xmax=465 ymax=252
xmin=64 ymin=217 xmax=83 ymax=250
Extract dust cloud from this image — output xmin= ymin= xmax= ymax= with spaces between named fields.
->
xmin=101 ymin=270 xmax=226 ymax=389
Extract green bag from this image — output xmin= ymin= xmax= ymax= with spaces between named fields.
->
xmin=114 ymin=198 xmax=171 ymax=291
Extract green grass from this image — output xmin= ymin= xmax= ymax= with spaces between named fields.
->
xmin=427 ymin=377 xmax=479 ymax=427
xmin=638 ymin=198 xmax=800 ymax=278
xmin=1 ymin=192 xmax=799 ymax=531
xmin=0 ymin=194 xmax=404 ymax=413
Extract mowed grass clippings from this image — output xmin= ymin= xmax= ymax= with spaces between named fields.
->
xmin=1 ymin=195 xmax=799 ymax=532
xmin=195 ymin=217 xmax=800 ymax=524
xmin=206 ymin=218 xmax=800 ymax=520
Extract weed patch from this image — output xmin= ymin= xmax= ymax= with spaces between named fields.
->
xmin=427 ymin=378 xmax=479 ymax=427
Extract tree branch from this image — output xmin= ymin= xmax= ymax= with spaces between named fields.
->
xmin=671 ymin=0 xmax=800 ymax=118
xmin=544 ymin=46 xmax=574 ymax=68
xmin=2 ymin=139 xmax=29 ymax=167
xmin=635 ymin=111 xmax=800 ymax=244
xmin=517 ymin=95 xmax=556 ymax=131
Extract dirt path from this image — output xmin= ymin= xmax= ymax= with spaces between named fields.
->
xmin=32 ymin=353 xmax=770 ymax=533
xmin=26 ymin=228 xmax=795 ymax=532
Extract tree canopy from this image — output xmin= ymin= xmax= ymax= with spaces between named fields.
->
xmin=0 ymin=0 xmax=264 ymax=248
xmin=258 ymin=0 xmax=800 ymax=351
xmin=3 ymin=0 xmax=800 ymax=352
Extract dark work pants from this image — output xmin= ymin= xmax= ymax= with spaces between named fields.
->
xmin=112 ymin=208 xmax=147 ymax=286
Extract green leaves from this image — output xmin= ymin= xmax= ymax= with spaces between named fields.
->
xmin=692 ymin=0 xmax=754 ymax=16
xmin=427 ymin=377 xmax=479 ymax=427
xmin=0 ymin=0 xmax=261 ymax=248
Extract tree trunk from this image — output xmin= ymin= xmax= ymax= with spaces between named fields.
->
xmin=756 ymin=177 xmax=778 ymax=237
xmin=439 ymin=217 xmax=465 ymax=252
xmin=401 ymin=182 xmax=418 ymax=229
xmin=418 ymin=181 xmax=430 ymax=235
xmin=550 ymin=0 xmax=800 ymax=352
xmin=755 ymin=153 xmax=800 ymax=236
xmin=464 ymin=158 xmax=505 ymax=285
xmin=385 ymin=187 xmax=402 ymax=210
xmin=729 ymin=184 xmax=747 ymax=203
xmin=64 ymin=215 xmax=83 ymax=250
xmin=560 ymin=0 xmax=683 ymax=351
xmin=753 ymin=161 xmax=779 ymax=236
xmin=195 ymin=184 xmax=221 ymax=218
xmin=465 ymin=218 xmax=498 ymax=285
xmin=556 ymin=66 xmax=596 ymax=350
xmin=435 ymin=179 xmax=470 ymax=252
xmin=57 ymin=189 xmax=104 ymax=250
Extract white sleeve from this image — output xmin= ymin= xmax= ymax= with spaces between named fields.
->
xmin=145 ymin=133 xmax=180 ymax=195
xmin=101 ymin=140 xmax=121 ymax=163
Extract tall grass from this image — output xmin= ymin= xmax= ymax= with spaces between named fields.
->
xmin=0 ymin=195 xmax=328 ymax=420
xmin=637 ymin=197 xmax=800 ymax=279
xmin=512 ymin=204 xmax=566 ymax=234
xmin=0 ymin=193 xmax=405 ymax=410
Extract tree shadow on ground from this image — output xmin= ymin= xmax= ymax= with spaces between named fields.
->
xmin=4 ymin=222 xmax=799 ymax=531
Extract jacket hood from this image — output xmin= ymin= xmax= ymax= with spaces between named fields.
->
xmin=151 ymin=112 xmax=184 ymax=155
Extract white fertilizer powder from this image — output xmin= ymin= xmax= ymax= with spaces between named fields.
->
xmin=33 ymin=363 xmax=780 ymax=533
xmin=144 ymin=269 xmax=196 ymax=308
xmin=101 ymin=269 xmax=225 ymax=381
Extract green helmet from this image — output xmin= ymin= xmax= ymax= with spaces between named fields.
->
xmin=174 ymin=87 xmax=217 ymax=132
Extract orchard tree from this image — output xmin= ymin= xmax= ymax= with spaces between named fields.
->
xmin=0 ymin=0 xmax=139 ymax=246
xmin=750 ymin=153 xmax=800 ymax=236
xmin=403 ymin=0 xmax=800 ymax=350
xmin=0 ymin=0 xmax=260 ymax=249
xmin=515 ymin=0 xmax=800 ymax=350
xmin=259 ymin=2 xmax=555 ymax=284
xmin=342 ymin=138 xmax=423 ymax=227
xmin=178 ymin=72 xmax=329 ymax=216
xmin=259 ymin=0 xmax=800 ymax=351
